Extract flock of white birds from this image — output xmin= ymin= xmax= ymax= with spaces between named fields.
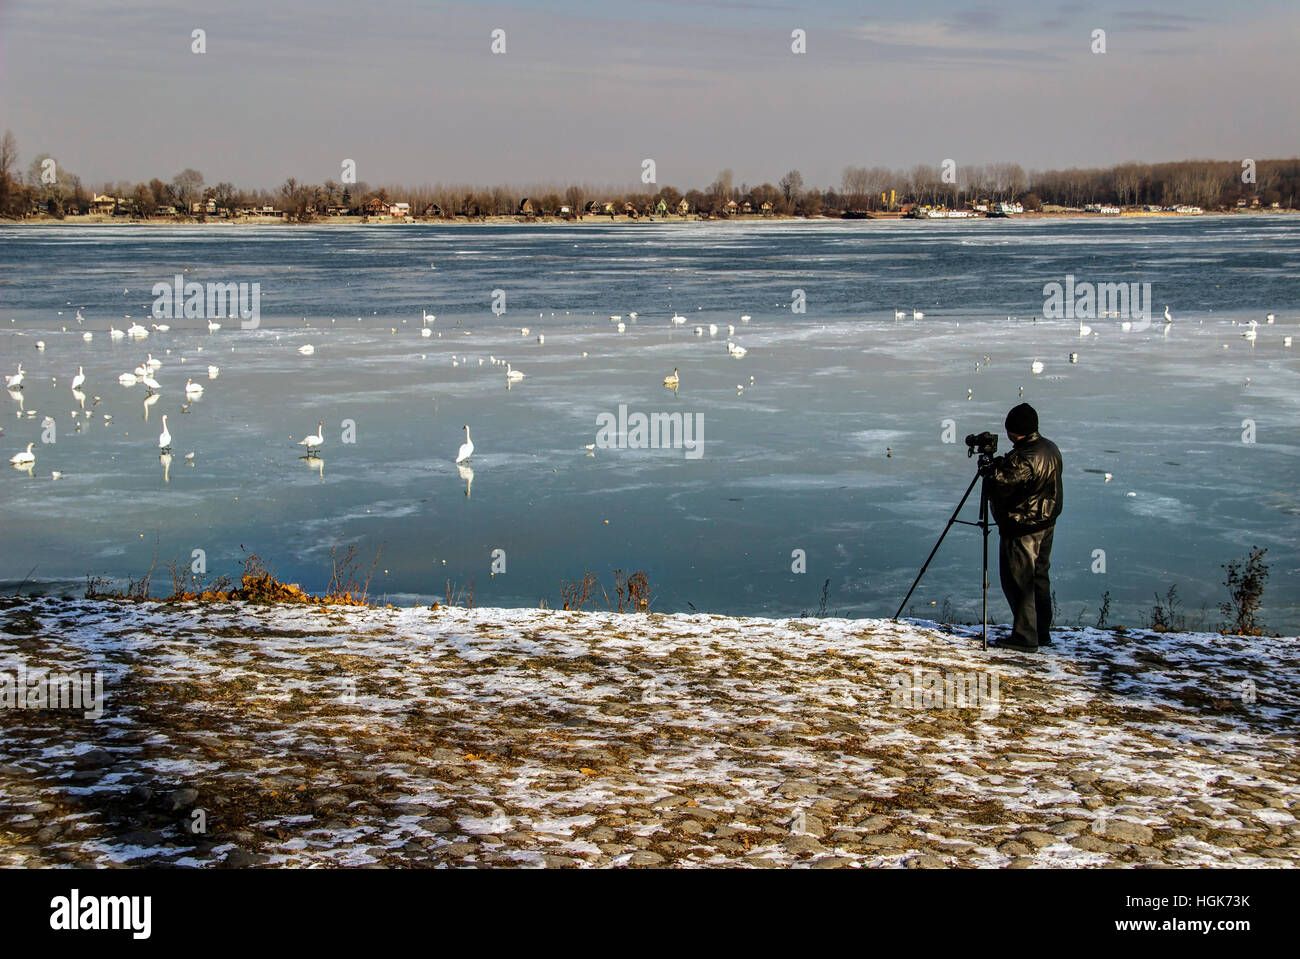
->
xmin=4 ymin=302 xmax=761 ymax=478
xmin=5 ymin=300 xmax=1289 ymax=478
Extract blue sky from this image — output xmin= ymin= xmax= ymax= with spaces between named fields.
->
xmin=1 ymin=0 xmax=1296 ymax=190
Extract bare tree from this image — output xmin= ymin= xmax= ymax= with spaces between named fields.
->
xmin=840 ymin=166 xmax=871 ymax=208
xmin=709 ymin=168 xmax=734 ymax=201
xmin=779 ymin=169 xmax=804 ymax=203
xmin=171 ymin=168 xmax=204 ymax=209
xmin=0 ymin=130 xmax=18 ymax=215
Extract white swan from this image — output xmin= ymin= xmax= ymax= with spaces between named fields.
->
xmin=663 ymin=367 xmax=679 ymax=387
xmin=740 ymin=314 xmax=751 ymax=322
xmin=893 ymin=309 xmax=907 ymax=320
xmin=207 ymin=365 xmax=219 ymax=378
xmin=1078 ymin=319 xmax=1092 ymax=336
xmin=207 ymin=320 xmax=221 ymax=332
xmin=1031 ymin=359 xmax=1045 ymax=374
xmin=456 ymin=425 xmax=474 ymax=463
xmin=185 ymin=378 xmax=204 ymax=397
xmin=912 ymin=309 xmax=925 ymax=320
xmin=709 ymin=324 xmax=718 ymax=336
xmin=1266 ymin=313 xmax=1275 ymax=323
xmin=5 ymin=365 xmax=24 ymax=389
xmin=671 ymin=313 xmax=686 ymax=325
xmin=505 ymin=363 xmax=525 ymax=381
xmin=617 ymin=322 xmax=626 ymax=333
xmin=109 ymin=325 xmax=125 ymax=340
xmin=127 ymin=322 xmax=148 ymax=338
xmin=10 ymin=442 xmax=35 ymax=466
xmin=71 ymin=366 xmax=85 ymax=391
xmin=158 ymin=414 xmax=171 ymax=452
xmin=146 ymin=353 xmax=162 ymax=370
xmin=82 ymin=331 xmax=93 ymax=342
xmin=298 ymin=344 xmax=315 ymax=355
xmin=1163 ymin=305 xmax=1172 ymax=324
xmin=299 ymin=421 xmax=324 ymax=452
xmin=141 ymin=372 xmax=161 ymax=392
xmin=118 ymin=372 xmax=138 ymax=386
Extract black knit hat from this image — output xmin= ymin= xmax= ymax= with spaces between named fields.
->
xmin=1005 ymin=403 xmax=1038 ymax=435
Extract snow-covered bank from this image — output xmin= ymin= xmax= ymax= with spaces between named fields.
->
xmin=1 ymin=597 xmax=1296 ymax=868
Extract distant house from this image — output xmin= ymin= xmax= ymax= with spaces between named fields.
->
xmin=518 ymin=198 xmax=536 ymax=216
xmin=760 ymin=200 xmax=774 ymax=216
xmin=725 ymin=199 xmax=739 ymax=215
xmin=91 ymin=193 xmax=118 ymax=215
xmin=741 ymin=200 xmax=753 ymax=214
xmin=422 ymin=203 xmax=443 ymax=217
xmin=677 ymin=198 xmax=690 ymax=216
xmin=325 ymin=205 xmax=350 ymax=216
xmin=390 ymin=202 xmax=411 ymax=218
xmin=559 ymin=205 xmax=570 ymax=215
xmin=362 ymin=197 xmax=388 ymax=216
xmin=623 ymin=201 xmax=638 ymax=218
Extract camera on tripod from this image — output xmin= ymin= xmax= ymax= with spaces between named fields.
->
xmin=965 ymin=431 xmax=999 ymax=461
xmin=895 ymin=430 xmax=1001 ymax=649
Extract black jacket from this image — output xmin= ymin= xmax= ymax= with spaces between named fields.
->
xmin=984 ymin=432 xmax=1063 ymax=536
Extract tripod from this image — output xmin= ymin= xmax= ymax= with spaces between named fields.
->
xmin=893 ymin=454 xmax=995 ymax=650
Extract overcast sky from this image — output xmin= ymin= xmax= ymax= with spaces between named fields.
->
xmin=2 ymin=0 xmax=1297 ymax=191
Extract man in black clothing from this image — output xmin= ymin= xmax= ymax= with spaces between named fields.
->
xmin=980 ymin=403 xmax=1063 ymax=652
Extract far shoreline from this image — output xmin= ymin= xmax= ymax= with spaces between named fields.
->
xmin=3 ymin=210 xmax=1295 ymax=228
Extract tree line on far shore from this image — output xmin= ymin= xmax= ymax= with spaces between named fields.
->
xmin=2 ymin=130 xmax=1298 ymax=222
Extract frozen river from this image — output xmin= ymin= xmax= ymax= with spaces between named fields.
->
xmin=1 ymin=216 xmax=1297 ymax=631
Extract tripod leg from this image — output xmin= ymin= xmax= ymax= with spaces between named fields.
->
xmin=980 ymin=481 xmax=990 ymax=651
xmin=894 ymin=470 xmax=982 ymax=621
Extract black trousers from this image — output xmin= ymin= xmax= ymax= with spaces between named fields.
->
xmin=998 ymin=525 xmax=1054 ymax=647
